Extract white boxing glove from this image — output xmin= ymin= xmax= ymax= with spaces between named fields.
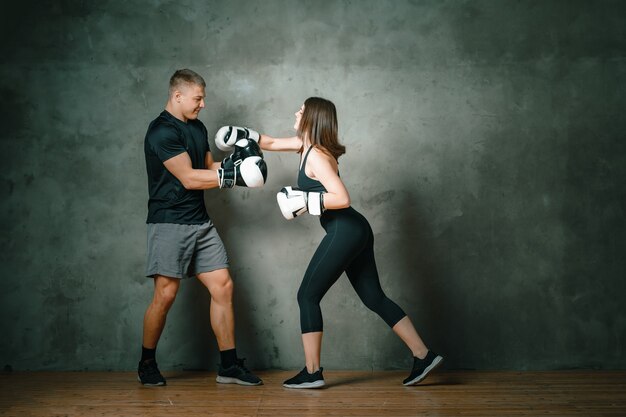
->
xmin=276 ymin=186 xmax=325 ymax=220
xmin=214 ymin=126 xmax=260 ymax=151
xmin=218 ymin=156 xmax=267 ymax=189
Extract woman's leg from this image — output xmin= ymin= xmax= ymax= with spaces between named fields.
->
xmin=285 ymin=219 xmax=360 ymax=387
xmin=345 ymin=227 xmax=443 ymax=385
xmin=345 ymin=228 xmax=427 ymax=357
xmin=296 ymin=228 xmax=347 ymax=369
xmin=302 ymin=331 xmax=323 ymax=373
xmin=392 ymin=316 xmax=428 ymax=359
xmin=345 ymin=229 xmax=406 ymax=328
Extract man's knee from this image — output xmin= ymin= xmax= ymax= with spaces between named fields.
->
xmin=198 ymin=269 xmax=234 ymax=302
xmin=153 ymin=276 xmax=180 ymax=308
xmin=212 ymin=276 xmax=233 ymax=301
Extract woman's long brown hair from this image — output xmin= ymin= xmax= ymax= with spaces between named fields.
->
xmin=297 ymin=97 xmax=346 ymax=161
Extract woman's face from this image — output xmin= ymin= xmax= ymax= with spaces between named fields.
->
xmin=294 ymin=104 xmax=304 ymax=130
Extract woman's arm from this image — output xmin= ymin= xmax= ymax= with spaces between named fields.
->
xmin=306 ymin=148 xmax=351 ymax=210
xmin=259 ymin=134 xmax=303 ymax=152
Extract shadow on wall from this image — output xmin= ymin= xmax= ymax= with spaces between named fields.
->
xmin=385 ymin=187 xmax=453 ymax=369
xmin=559 ymin=115 xmax=626 ymax=369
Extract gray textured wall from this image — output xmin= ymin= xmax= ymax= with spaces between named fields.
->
xmin=1 ymin=0 xmax=625 ymax=371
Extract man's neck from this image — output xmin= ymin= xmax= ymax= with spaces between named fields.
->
xmin=165 ymin=103 xmax=187 ymax=123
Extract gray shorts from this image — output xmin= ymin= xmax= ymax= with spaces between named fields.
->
xmin=145 ymin=221 xmax=229 ymax=279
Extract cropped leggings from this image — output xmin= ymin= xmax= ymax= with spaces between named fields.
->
xmin=298 ymin=207 xmax=407 ymax=333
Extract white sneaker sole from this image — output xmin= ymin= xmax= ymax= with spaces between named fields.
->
xmin=216 ymin=376 xmax=263 ymax=386
xmin=403 ymin=355 xmax=443 ymax=386
xmin=283 ymin=380 xmax=325 ymax=389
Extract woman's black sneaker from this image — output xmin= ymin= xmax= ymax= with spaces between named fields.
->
xmin=137 ymin=359 xmax=166 ymax=386
xmin=283 ymin=367 xmax=325 ymax=389
xmin=216 ymin=358 xmax=263 ymax=386
xmin=403 ymin=351 xmax=443 ymax=386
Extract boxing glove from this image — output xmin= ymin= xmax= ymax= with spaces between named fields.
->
xmin=215 ymin=126 xmax=260 ymax=151
xmin=276 ymin=186 xmax=325 ymax=220
xmin=221 ymin=139 xmax=264 ymax=169
xmin=218 ymin=156 xmax=268 ymax=189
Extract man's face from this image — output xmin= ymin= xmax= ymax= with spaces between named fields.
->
xmin=178 ymin=84 xmax=206 ymax=121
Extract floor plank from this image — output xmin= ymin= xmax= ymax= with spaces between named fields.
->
xmin=1 ymin=370 xmax=625 ymax=416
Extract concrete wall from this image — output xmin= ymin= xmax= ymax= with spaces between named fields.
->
xmin=1 ymin=0 xmax=625 ymax=371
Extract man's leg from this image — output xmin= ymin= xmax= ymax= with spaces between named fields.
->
xmin=196 ymin=268 xmax=262 ymax=386
xmin=196 ymin=269 xmax=235 ymax=351
xmin=138 ymin=275 xmax=180 ymax=386
xmin=143 ymin=275 xmax=181 ymax=348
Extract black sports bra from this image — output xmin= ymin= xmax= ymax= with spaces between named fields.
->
xmin=297 ymin=147 xmax=329 ymax=193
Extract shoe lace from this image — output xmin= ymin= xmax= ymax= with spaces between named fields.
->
xmin=235 ymin=358 xmax=251 ymax=373
xmin=141 ymin=360 xmax=161 ymax=376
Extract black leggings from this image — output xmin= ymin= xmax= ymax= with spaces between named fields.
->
xmin=297 ymin=207 xmax=407 ymax=333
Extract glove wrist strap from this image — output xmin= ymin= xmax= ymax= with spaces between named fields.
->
xmin=218 ymin=168 xmax=237 ymax=189
xmin=306 ymin=192 xmax=325 ymax=216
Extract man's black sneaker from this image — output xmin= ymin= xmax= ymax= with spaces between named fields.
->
xmin=137 ymin=359 xmax=166 ymax=386
xmin=403 ymin=351 xmax=443 ymax=386
xmin=216 ymin=358 xmax=263 ymax=386
xmin=283 ymin=367 xmax=325 ymax=389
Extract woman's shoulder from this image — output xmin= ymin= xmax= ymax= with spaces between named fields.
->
xmin=309 ymin=146 xmax=338 ymax=169
xmin=310 ymin=146 xmax=335 ymax=159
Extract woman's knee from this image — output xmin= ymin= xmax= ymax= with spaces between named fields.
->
xmin=361 ymin=293 xmax=387 ymax=313
xmin=297 ymin=286 xmax=319 ymax=309
xmin=361 ymin=293 xmax=406 ymax=327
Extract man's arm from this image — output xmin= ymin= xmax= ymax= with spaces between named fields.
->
xmin=205 ymin=151 xmax=222 ymax=171
xmin=164 ymin=152 xmax=220 ymax=190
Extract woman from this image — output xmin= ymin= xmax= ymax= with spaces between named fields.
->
xmin=259 ymin=97 xmax=442 ymax=388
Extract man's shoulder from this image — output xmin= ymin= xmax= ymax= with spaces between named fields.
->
xmin=147 ymin=115 xmax=182 ymax=142
xmin=149 ymin=111 xmax=180 ymax=130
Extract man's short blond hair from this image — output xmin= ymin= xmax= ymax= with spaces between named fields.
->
xmin=169 ymin=69 xmax=206 ymax=97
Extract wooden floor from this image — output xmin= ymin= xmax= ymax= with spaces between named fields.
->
xmin=1 ymin=370 xmax=625 ymax=416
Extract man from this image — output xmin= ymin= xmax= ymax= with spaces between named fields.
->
xmin=139 ymin=68 xmax=265 ymax=386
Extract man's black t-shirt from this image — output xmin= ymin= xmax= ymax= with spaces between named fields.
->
xmin=144 ymin=110 xmax=211 ymax=224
